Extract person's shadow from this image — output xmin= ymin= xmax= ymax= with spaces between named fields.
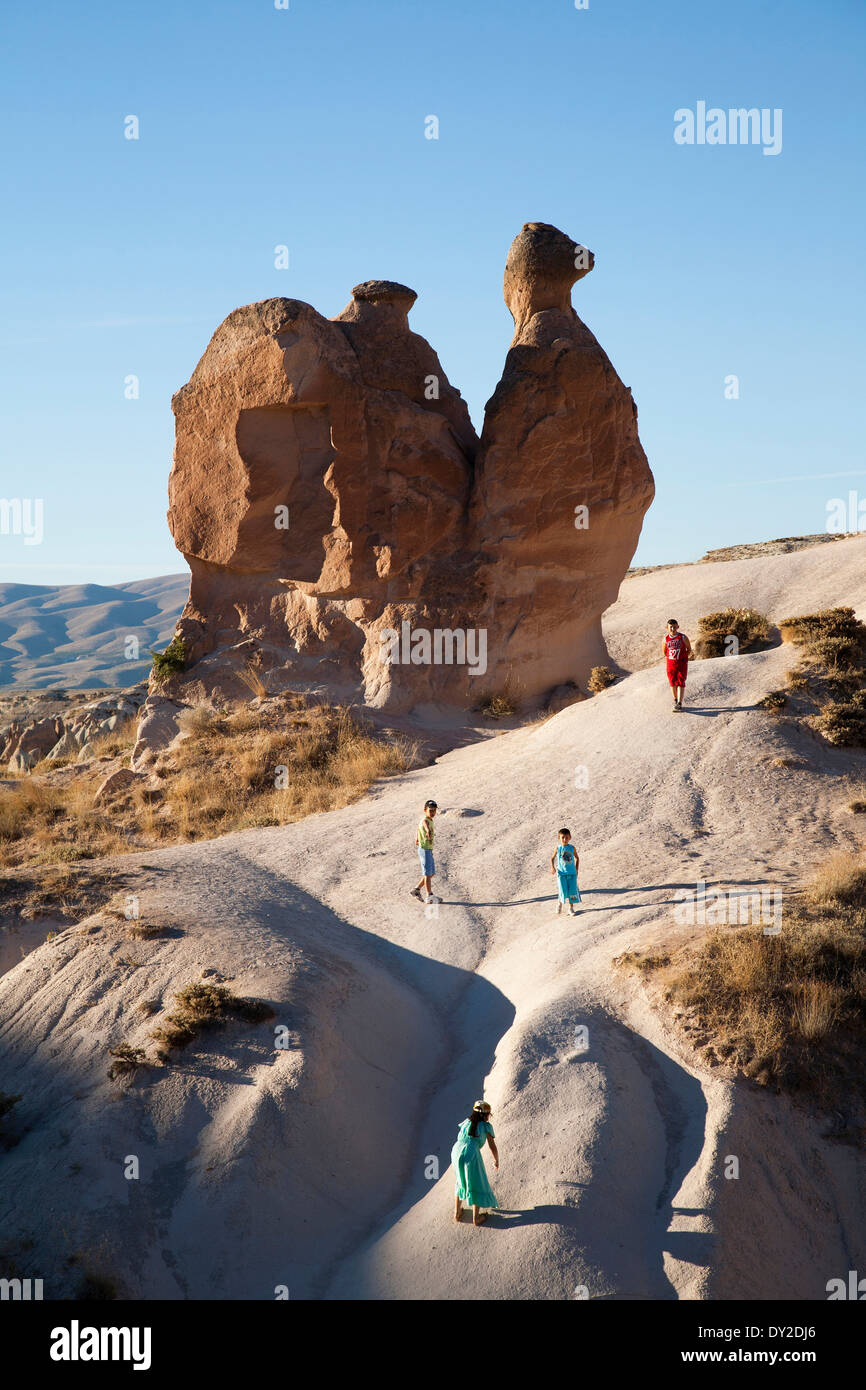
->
xmin=445 ymin=879 xmax=772 ymax=911
xmin=683 ymin=704 xmax=758 ymax=716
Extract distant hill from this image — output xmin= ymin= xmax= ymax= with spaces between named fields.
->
xmin=0 ymin=575 xmax=188 ymax=688
xmin=627 ymin=531 xmax=855 ymax=578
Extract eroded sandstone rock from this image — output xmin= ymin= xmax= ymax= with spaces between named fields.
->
xmin=130 ymin=697 xmax=186 ymax=771
xmin=159 ymin=225 xmax=653 ymax=722
xmin=470 ymin=222 xmax=654 ymax=692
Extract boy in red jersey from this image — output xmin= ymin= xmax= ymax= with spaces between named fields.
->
xmin=664 ymin=618 xmax=692 ymax=711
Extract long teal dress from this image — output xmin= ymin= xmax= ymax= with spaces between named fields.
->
xmin=451 ymin=1118 xmax=498 ymax=1208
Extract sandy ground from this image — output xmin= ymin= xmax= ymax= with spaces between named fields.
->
xmin=1 ymin=536 xmax=865 ymax=1300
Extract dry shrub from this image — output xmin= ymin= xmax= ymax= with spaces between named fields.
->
xmin=779 ymin=606 xmax=866 ymax=648
xmin=614 ymin=950 xmax=670 ymax=974
xmin=696 ymin=608 xmax=770 ymax=658
xmin=806 ymin=851 xmax=866 ymax=909
xmin=791 ymin=981 xmax=840 ymax=1042
xmin=588 ymin=666 xmax=617 ymax=694
xmin=758 ymin=690 xmax=787 ymax=712
xmin=162 ymin=703 xmax=416 ymax=840
xmin=176 ymin=706 xmax=215 ymax=738
xmin=0 ymin=702 xmax=417 ymax=870
xmin=126 ymin=923 xmax=173 ymax=940
xmin=151 ymin=982 xmax=275 ymax=1055
xmin=107 ymin=1044 xmax=149 ymax=1081
xmin=0 ymin=777 xmax=128 ymax=868
xmin=814 ymin=692 xmax=866 ymax=748
xmin=79 ymin=727 xmax=138 ymax=761
xmin=477 ymin=693 xmax=514 ymax=719
xmin=659 ymin=856 xmax=866 ymax=1100
xmin=776 ymin=608 xmax=866 ymax=748
xmin=0 ymin=780 xmax=63 ymax=842
xmin=476 ymin=669 xmax=521 ymax=720
xmin=235 ymin=662 xmax=268 ymax=699
xmin=785 ymin=668 xmax=810 ymax=692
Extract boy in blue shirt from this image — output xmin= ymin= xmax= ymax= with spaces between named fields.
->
xmin=550 ymin=827 xmax=581 ymax=915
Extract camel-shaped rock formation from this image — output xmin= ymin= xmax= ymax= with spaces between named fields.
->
xmin=164 ymin=222 xmax=654 ymax=713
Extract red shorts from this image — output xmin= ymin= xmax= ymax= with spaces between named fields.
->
xmin=667 ymin=660 xmax=688 ymax=689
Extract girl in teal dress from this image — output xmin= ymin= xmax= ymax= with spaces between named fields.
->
xmin=452 ymin=1100 xmax=499 ymax=1226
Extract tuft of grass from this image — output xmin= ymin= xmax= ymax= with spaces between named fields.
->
xmin=695 ymin=608 xmax=770 ymax=658
xmin=150 ymin=634 xmax=187 ymax=686
xmin=235 ymin=662 xmax=268 ymax=699
xmin=106 ymin=1044 xmax=149 ymax=1081
xmin=806 ymin=851 xmax=866 ymax=909
xmin=476 ymin=668 xmax=522 ymax=720
xmin=791 ymin=981 xmax=841 ymax=1043
xmin=176 ymin=705 xmax=215 ymax=738
xmin=588 ymin=666 xmax=618 ymax=694
xmin=151 ymin=982 xmax=275 ymax=1055
xmin=126 ymin=923 xmax=173 ymax=940
xmin=478 ymin=693 xmax=515 ymax=719
xmin=758 ymin=690 xmax=788 ymax=712
xmin=614 ymin=950 xmax=670 ymax=974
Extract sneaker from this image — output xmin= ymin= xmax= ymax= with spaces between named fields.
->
xmin=672 ymin=702 xmax=679 ymax=712
xmin=426 ymin=893 xmax=442 ymax=905
xmin=409 ymin=887 xmax=423 ymax=900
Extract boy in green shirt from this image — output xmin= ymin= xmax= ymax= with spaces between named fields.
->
xmin=411 ymin=799 xmax=441 ymax=904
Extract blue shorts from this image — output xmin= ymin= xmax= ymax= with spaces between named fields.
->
xmin=417 ymin=846 xmax=435 ymax=876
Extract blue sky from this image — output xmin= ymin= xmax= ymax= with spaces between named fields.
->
xmin=1 ymin=0 xmax=864 ymax=585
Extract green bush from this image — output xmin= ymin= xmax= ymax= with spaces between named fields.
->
xmin=150 ymin=634 xmax=187 ymax=685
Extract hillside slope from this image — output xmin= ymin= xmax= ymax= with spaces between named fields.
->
xmin=1 ymin=541 xmax=864 ymax=1300
xmin=605 ymin=533 xmax=866 ymax=673
xmin=0 ymin=575 xmax=188 ymax=688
